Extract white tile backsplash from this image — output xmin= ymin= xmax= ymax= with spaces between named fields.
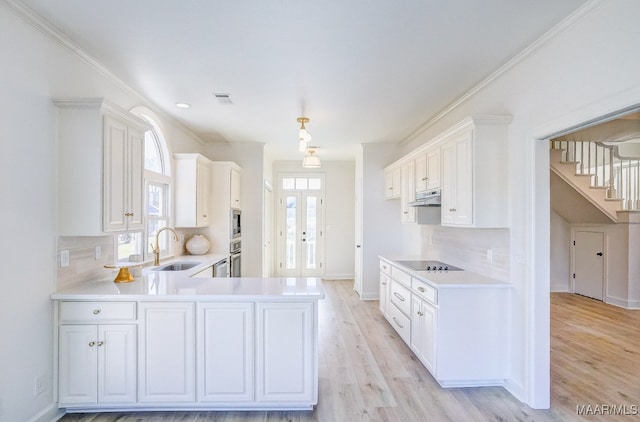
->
xmin=57 ymin=236 xmax=115 ymax=290
xmin=420 ymin=225 xmax=510 ymax=281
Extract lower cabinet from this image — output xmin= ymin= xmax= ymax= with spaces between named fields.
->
xmin=138 ymin=302 xmax=196 ymax=403
xmin=256 ymin=302 xmax=316 ymax=404
xmin=410 ymin=295 xmax=436 ymax=373
xmin=59 ymin=324 xmax=137 ymax=406
xmin=197 ymin=302 xmax=254 ymax=402
xmin=56 ymin=299 xmax=319 ymax=411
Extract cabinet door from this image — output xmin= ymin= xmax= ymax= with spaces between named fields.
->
xmin=103 ymin=116 xmax=129 ymax=232
xmin=197 ymin=303 xmax=253 ymax=402
xmin=59 ymin=325 xmax=98 ymax=405
xmin=400 ymin=161 xmax=416 ymax=223
xmin=197 ymin=160 xmax=211 ymax=226
xmin=231 ymin=167 xmax=241 ymax=209
xmin=441 ymin=142 xmax=455 ymax=225
xmin=256 ymin=302 xmax=316 ymax=404
xmin=453 ymin=133 xmax=473 ymax=225
xmin=97 ymin=325 xmax=137 ymax=404
xmin=384 ymin=170 xmax=394 ymax=199
xmin=410 ymin=298 xmax=436 ymax=373
xmin=138 ymin=302 xmax=195 ymax=403
xmin=126 ymin=126 xmax=145 ymax=230
xmin=426 ymin=147 xmax=441 ymax=190
xmin=414 ymin=154 xmax=427 ymax=193
xmin=379 ymin=272 xmax=391 ymax=317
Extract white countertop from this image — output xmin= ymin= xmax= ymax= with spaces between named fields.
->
xmin=380 ymin=256 xmax=509 ymax=288
xmin=52 ymin=254 xmax=324 ymax=301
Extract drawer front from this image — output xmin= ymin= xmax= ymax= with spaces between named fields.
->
xmin=391 ymin=266 xmax=411 ymax=287
xmin=379 ymin=260 xmax=392 ymax=276
xmin=59 ymin=301 xmax=137 ymax=322
xmin=412 ymin=279 xmax=438 ymax=305
xmin=390 ymin=280 xmax=411 ymax=316
xmin=388 ymin=302 xmax=411 ymax=344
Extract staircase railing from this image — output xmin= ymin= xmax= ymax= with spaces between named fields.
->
xmin=550 ymin=140 xmax=640 ymax=211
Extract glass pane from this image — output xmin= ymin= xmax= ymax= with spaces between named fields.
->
xmin=282 ymin=178 xmax=295 ymax=190
xmin=295 ymin=178 xmax=308 ymax=190
xmin=148 ymin=220 xmax=168 ymax=255
xmin=308 ymin=178 xmax=321 ymax=190
xmin=306 ymin=196 xmax=317 ymax=269
xmin=144 ymin=131 xmax=163 ymax=173
xmin=285 ymin=196 xmax=297 ymax=269
xmin=117 ymin=232 xmax=142 ymax=261
xmin=147 ymin=183 xmax=165 ymax=217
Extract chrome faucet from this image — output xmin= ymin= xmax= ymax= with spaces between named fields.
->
xmin=151 ymin=227 xmax=178 ymax=266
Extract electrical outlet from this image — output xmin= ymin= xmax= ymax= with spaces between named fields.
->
xmin=95 ymin=245 xmax=102 ymax=260
xmin=60 ymin=250 xmax=70 ymax=268
xmin=34 ymin=374 xmax=46 ymax=396
xmin=486 ymin=249 xmax=493 ymax=263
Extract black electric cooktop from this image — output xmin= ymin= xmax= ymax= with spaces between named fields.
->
xmin=395 ymin=260 xmax=463 ymax=271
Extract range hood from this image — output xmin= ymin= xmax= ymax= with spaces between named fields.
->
xmin=409 ymin=189 xmax=441 ymax=207
xmin=410 ymin=189 xmax=441 ymax=225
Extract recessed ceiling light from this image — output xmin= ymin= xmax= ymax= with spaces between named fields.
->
xmin=175 ymin=102 xmax=191 ymax=109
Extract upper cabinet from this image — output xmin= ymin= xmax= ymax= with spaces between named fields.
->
xmin=208 ymin=162 xmax=242 ymax=249
xmin=440 ymin=116 xmax=511 ymax=227
xmin=174 ymin=153 xmax=212 ymax=228
xmin=55 ymin=99 xmax=150 ymax=236
xmin=384 ymin=168 xmax=401 ymax=199
xmin=384 ymin=115 xmax=511 ymax=228
xmin=230 ymin=166 xmax=241 ymax=210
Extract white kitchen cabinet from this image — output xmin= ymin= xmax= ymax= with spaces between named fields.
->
xmin=440 ymin=117 xmax=510 ymax=227
xmin=58 ymin=301 xmax=137 ymax=407
xmin=384 ymin=167 xmax=401 ymax=199
xmin=441 ymin=131 xmax=473 ymax=226
xmin=256 ymin=302 xmax=317 ymax=405
xmin=138 ymin=302 xmax=195 ymax=403
xmin=208 ymin=162 xmax=242 ymax=253
xmin=54 ymin=99 xmax=149 ymax=235
xmin=410 ymin=294 xmax=436 ymax=373
xmin=400 ymin=161 xmax=416 ymax=223
xmin=197 ymin=302 xmax=254 ymax=402
xmin=379 ymin=258 xmax=509 ymax=387
xmin=379 ymin=260 xmax=392 ymax=317
xmin=414 ymin=153 xmax=427 ymax=193
xmin=174 ymin=153 xmax=212 ymax=227
xmin=426 ymin=147 xmax=441 ymax=190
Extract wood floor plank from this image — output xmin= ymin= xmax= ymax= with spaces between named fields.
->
xmin=60 ymin=284 xmax=640 ymax=421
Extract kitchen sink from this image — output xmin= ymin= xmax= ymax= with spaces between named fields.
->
xmin=155 ymin=261 xmax=201 ymax=271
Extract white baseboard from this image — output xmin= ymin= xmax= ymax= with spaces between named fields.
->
xmin=358 ymin=292 xmax=379 ymax=301
xmin=550 ymin=284 xmax=569 ymax=293
xmin=606 ymin=295 xmax=640 ymax=309
xmin=321 ymin=274 xmax=354 ymax=280
xmin=27 ymin=403 xmax=65 ymax=422
xmin=503 ymin=378 xmax=529 ymax=408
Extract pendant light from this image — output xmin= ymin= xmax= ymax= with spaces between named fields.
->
xmin=297 ymin=117 xmax=312 ymax=152
xmin=302 ymin=147 xmax=321 ymax=168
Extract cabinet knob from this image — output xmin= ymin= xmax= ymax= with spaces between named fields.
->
xmin=422 ymin=177 xmax=428 ymax=181
xmin=97 ymin=341 xmax=104 ymax=347
xmin=418 ymin=287 xmax=425 ymax=292
xmin=203 ymin=214 xmax=207 ymax=218
xmin=88 ymin=341 xmax=95 ymax=347
xmin=93 ymin=309 xmax=101 ymax=315
xmin=381 ymin=281 xmax=387 ymax=285
xmin=417 ymin=311 xmax=424 ymax=316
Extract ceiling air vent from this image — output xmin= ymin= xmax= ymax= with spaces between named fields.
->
xmin=212 ymin=93 xmax=233 ymax=105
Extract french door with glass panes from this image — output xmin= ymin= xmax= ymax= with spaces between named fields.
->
xmin=277 ymin=175 xmax=324 ymax=277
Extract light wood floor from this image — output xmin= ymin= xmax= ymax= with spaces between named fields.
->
xmin=59 ymin=283 xmax=640 ymax=421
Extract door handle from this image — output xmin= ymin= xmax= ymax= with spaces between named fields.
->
xmin=596 ymin=252 xmax=603 ymax=256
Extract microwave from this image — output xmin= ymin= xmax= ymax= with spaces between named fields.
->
xmin=231 ymin=209 xmax=241 ymax=239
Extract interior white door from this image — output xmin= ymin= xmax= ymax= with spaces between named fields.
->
xmin=278 ymin=192 xmax=324 ymax=277
xmin=573 ymin=230 xmax=604 ymax=300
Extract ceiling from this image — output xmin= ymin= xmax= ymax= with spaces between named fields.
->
xmin=20 ymin=0 xmax=587 ymax=160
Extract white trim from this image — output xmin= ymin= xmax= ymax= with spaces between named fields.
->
xmin=26 ymin=403 xmax=65 ymax=422
xmin=605 ymin=295 xmax=640 ymax=310
xmin=400 ymin=0 xmax=608 ymax=146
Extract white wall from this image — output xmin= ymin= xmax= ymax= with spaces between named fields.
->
xmin=550 ymin=211 xmax=571 ymax=292
xmin=358 ymin=143 xmax=403 ymax=299
xmin=384 ymin=0 xmax=640 ymax=408
xmin=272 ymin=161 xmax=356 ymax=279
xmin=0 ymin=4 xmax=204 ymax=420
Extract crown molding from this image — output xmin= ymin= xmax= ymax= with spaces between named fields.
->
xmin=1 ymin=0 xmax=204 ymax=144
xmin=400 ymin=0 xmax=608 ymax=146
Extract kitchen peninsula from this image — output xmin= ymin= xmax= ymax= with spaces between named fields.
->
xmin=51 ymin=257 xmax=324 ymax=413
